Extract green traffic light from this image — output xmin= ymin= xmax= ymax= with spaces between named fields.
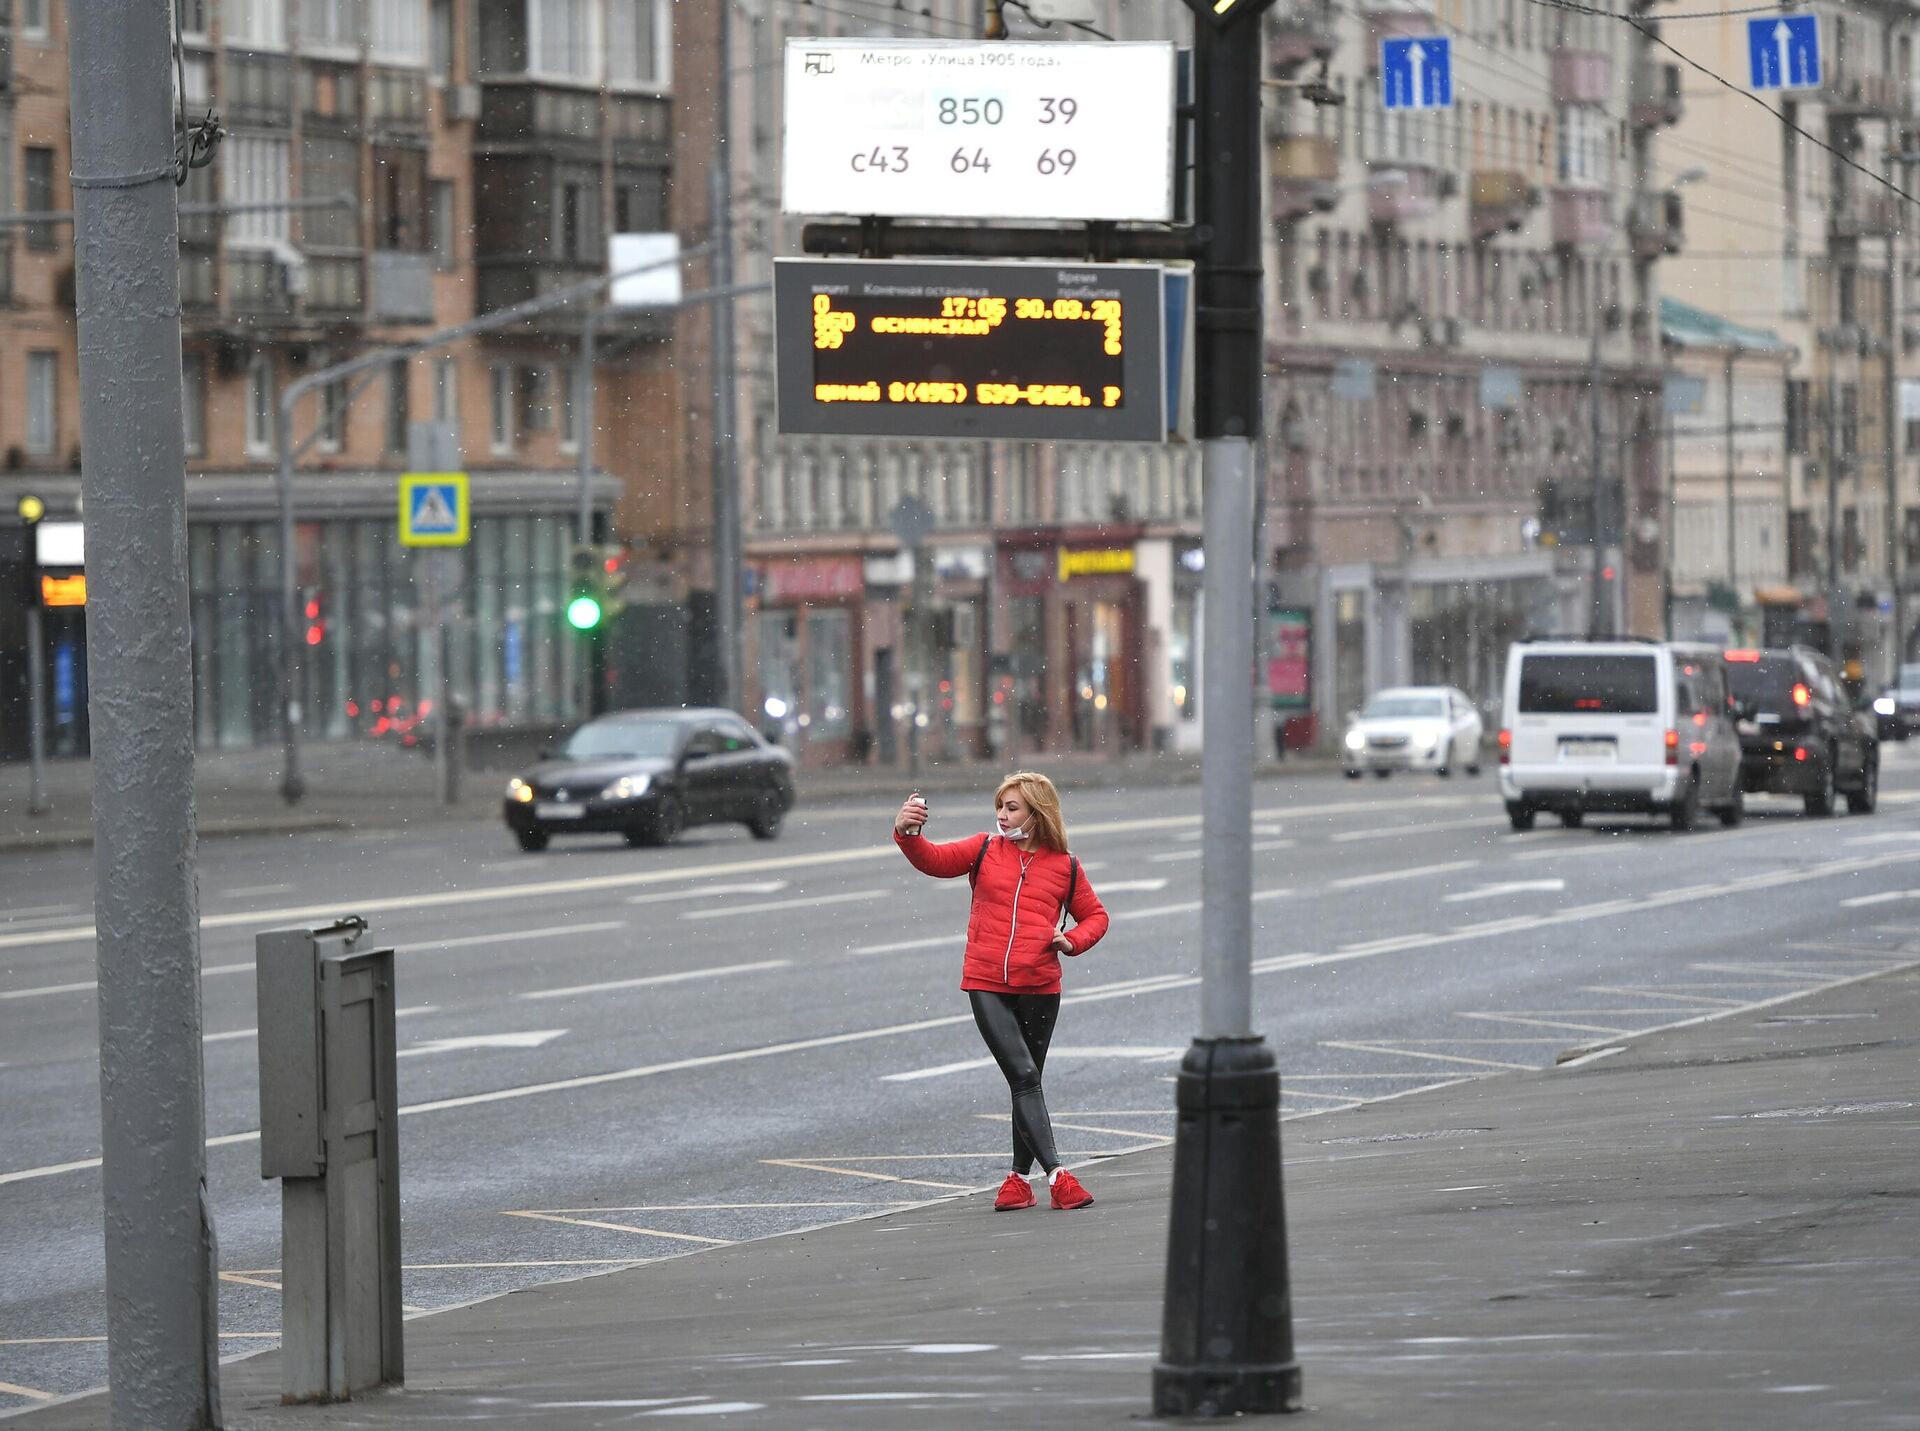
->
xmin=566 ymin=594 xmax=604 ymax=631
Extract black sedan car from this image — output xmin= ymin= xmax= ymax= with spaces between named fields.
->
xmin=1723 ymin=647 xmax=1878 ymax=816
xmin=503 ymin=708 xmax=796 ymax=852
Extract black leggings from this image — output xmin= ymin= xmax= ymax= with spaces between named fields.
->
xmin=969 ymin=991 xmax=1062 ymax=1175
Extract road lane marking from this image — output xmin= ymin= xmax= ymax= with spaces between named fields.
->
xmin=521 ymin=959 xmax=792 ymax=1001
xmin=624 ymin=881 xmax=789 ymax=905
xmin=1321 ymin=1041 xmax=1537 ymax=1071
xmin=1457 ymin=1012 xmax=1638 ymax=1035
xmin=1096 ymin=879 xmax=1172 ymax=894
xmin=852 ymin=935 xmax=959 ymax=957
xmin=501 ymin=1211 xmax=732 ymax=1246
xmin=762 ymin=1158 xmax=974 ymax=1192
xmin=1331 ymin=816 xmax=1493 ymax=844
xmin=0 ymin=905 xmax=82 ymax=920
xmin=206 ymin=1006 xmax=436 ymax=1044
xmin=399 ymin=1030 xmax=568 ymax=1058
xmin=1840 ymin=889 xmax=1920 ymax=907
xmin=217 ymin=883 xmax=296 ymax=899
xmin=1580 ymin=986 xmax=1747 ymax=1007
xmin=414 ymin=922 xmax=626 ymax=953
xmin=1329 ymin=860 xmax=1479 ymax=891
xmin=682 ymin=890 xmax=884 ymax=921
xmin=884 ymin=1045 xmax=1184 ymax=1082
xmin=1443 ymin=879 xmax=1567 ymax=903
xmin=10 ymin=851 xmax=1920 ymax=1187
xmin=0 ymin=1381 xmax=55 ymax=1402
xmin=1150 ymin=839 xmax=1294 ymax=864
xmin=218 ymin=1271 xmax=282 ymax=1292
xmin=883 ymin=1057 xmax=995 ymax=1082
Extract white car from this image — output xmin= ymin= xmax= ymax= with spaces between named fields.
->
xmin=1343 ymin=686 xmax=1485 ymax=778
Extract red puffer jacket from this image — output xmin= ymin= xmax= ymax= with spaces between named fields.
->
xmin=895 ymin=831 xmax=1109 ymax=994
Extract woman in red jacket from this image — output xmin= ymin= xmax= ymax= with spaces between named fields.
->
xmin=894 ymin=772 xmax=1109 ymax=1211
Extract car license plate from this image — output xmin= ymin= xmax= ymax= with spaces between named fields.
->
xmin=1559 ymin=739 xmax=1614 ymax=759
xmin=535 ymin=802 xmax=585 ymax=819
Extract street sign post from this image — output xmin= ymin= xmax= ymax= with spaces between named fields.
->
xmin=774 ymin=258 xmax=1167 ymax=442
xmin=1381 ymin=35 xmax=1453 ymax=110
xmin=398 ymin=472 xmax=470 ymax=547
xmin=781 ymin=39 xmax=1177 ymax=222
xmin=1747 ymin=14 xmax=1820 ymax=91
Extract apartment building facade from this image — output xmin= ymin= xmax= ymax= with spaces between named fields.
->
xmin=1265 ymin=0 xmax=1680 ymax=732
xmin=1658 ymin=0 xmax=1919 ymax=677
xmin=0 ymin=0 xmax=679 ymax=762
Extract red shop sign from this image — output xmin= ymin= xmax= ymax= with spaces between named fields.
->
xmin=763 ymin=555 xmax=865 ymax=601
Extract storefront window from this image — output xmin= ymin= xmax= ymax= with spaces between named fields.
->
xmin=1333 ymin=588 xmax=1367 ymax=721
xmin=1170 ymin=590 xmax=1198 ymax=720
xmin=1010 ymin=595 xmax=1048 ymax=746
xmin=806 ymin=609 xmax=853 ymax=738
xmin=758 ymin=609 xmax=800 ymax=736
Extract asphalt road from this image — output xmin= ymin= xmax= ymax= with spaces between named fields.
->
xmin=5 ymin=752 xmax=1920 ymax=1408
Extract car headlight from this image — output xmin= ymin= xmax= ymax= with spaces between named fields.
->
xmin=1344 ymin=729 xmax=1366 ymax=751
xmin=601 ymin=774 xmax=651 ymax=801
xmin=1415 ymin=733 xmax=1439 ymax=751
xmin=507 ymin=778 xmax=534 ymax=803
xmin=1874 ymin=696 xmax=1896 ymax=716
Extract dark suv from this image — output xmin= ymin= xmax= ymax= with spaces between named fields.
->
xmin=1723 ymin=647 xmax=1878 ymax=816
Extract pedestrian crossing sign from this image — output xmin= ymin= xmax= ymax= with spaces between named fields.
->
xmin=399 ymin=472 xmax=470 ymax=547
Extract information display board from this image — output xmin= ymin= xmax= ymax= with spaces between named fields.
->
xmin=781 ymin=40 xmax=1177 ymax=222
xmin=775 ymin=258 xmax=1166 ymax=442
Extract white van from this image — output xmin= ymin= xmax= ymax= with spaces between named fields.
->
xmin=1498 ymin=641 xmax=1744 ymax=832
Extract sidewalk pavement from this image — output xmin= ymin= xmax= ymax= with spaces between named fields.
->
xmin=0 ymin=739 xmax=1338 ymax=851
xmin=18 ymin=964 xmax=1920 ymax=1428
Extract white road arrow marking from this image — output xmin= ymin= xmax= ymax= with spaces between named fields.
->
xmin=1408 ymin=42 xmax=1427 ymax=108
xmin=1443 ymin=879 xmax=1567 ymax=903
xmin=399 ymin=1030 xmax=568 ymax=1058
xmin=625 ymin=880 xmax=789 ymax=905
xmin=1774 ymin=20 xmax=1793 ymax=86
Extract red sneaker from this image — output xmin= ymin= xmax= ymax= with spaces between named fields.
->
xmin=994 ymin=1172 xmax=1036 ymax=1211
xmin=1049 ymin=1169 xmax=1094 ymax=1210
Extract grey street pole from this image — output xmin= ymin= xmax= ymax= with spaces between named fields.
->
xmin=66 ymin=2 xmax=220 ymax=1426
xmin=710 ymin=0 xmax=742 ymax=714
xmin=25 ymin=603 xmax=49 ymax=816
xmin=577 ymin=300 xmax=599 ymax=718
xmin=1724 ymin=351 xmax=1739 ymax=639
xmin=1828 ymin=362 xmax=1844 ymax=662
xmin=1886 ymin=219 xmax=1903 ymax=674
xmin=1156 ymin=1 xmax=1300 ymax=1417
xmin=1587 ymin=324 xmax=1609 ymax=639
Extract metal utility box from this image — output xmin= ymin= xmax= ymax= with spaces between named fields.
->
xmin=256 ymin=919 xmax=404 ymax=1403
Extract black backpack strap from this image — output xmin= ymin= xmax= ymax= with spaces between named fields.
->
xmin=966 ymin=834 xmax=992 ymax=890
xmin=1058 ymin=856 xmax=1079 ymax=932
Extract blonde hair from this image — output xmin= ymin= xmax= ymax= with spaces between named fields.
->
xmin=994 ymin=771 xmax=1068 ymax=853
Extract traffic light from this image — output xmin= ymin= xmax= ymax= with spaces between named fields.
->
xmin=567 ymin=544 xmax=604 ymax=632
xmin=595 ymin=543 xmax=630 ymax=617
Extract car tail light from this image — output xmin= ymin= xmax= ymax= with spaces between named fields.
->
xmin=1791 ymin=683 xmax=1812 ymax=707
xmin=1665 ymin=729 xmax=1679 ymax=765
xmin=1497 ymin=728 xmax=1512 ymax=765
xmin=1724 ymin=649 xmax=1761 ymax=662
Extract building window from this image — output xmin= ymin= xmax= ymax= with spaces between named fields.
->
xmin=374 ymin=146 xmax=428 ymax=250
xmin=429 ymin=0 xmax=454 ymax=79
xmin=529 ymin=0 xmax=595 ymax=82
xmin=247 ymin=354 xmax=275 ymax=456
xmin=371 ymin=0 xmax=428 ymax=65
xmin=434 ymin=356 xmax=459 ymax=427
xmin=224 ymin=134 xmax=292 ymax=244
xmin=429 ymin=179 xmax=457 ymax=269
xmin=317 ymin=352 xmax=347 ymax=453
xmin=490 ymin=364 xmax=516 ymax=453
xmin=387 ymin=364 xmax=411 ymax=455
xmin=301 ymin=0 xmax=361 ymax=55
xmin=301 ymin=132 xmax=359 ymax=249
xmin=518 ymin=366 xmax=552 ymax=432
xmin=556 ymin=177 xmax=600 ymax=263
xmin=560 ymin=358 xmax=584 ymax=451
xmin=607 ymin=0 xmax=669 ymax=89
xmin=183 ymin=354 xmax=208 ymax=457
xmin=24 ymin=147 xmax=57 ymax=251
xmin=612 ymin=172 xmax=666 ymax=234
xmin=27 ymin=352 xmax=58 ymax=456
xmin=20 ymin=0 xmax=50 ymax=43
xmin=180 ymin=0 xmax=212 ymax=41
xmin=227 ymin=0 xmax=289 ymax=49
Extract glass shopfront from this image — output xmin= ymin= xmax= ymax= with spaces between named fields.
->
xmin=186 ymin=513 xmax=579 ymax=751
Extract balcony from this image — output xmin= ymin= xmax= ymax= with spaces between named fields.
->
xmin=1629 ymin=190 xmax=1684 ymax=259
xmin=1830 ymin=190 xmax=1900 ymax=242
xmin=179 ymin=251 xmax=217 ymax=313
xmin=477 ymin=82 xmax=602 ymax=152
xmin=1368 ymin=165 xmax=1444 ymax=226
xmin=1270 ymin=135 xmax=1339 ymax=222
xmin=1551 ymin=49 xmax=1612 ymax=106
xmin=369 ymin=252 xmax=436 ymax=323
xmin=1820 ymin=18 xmax=1898 ymax=117
xmin=1363 ymin=0 xmax=1436 ymax=48
xmin=228 ymin=249 xmax=297 ymax=316
xmin=1630 ymin=60 xmax=1683 ymax=129
xmin=1470 ymin=169 xmax=1540 ymax=239
xmin=1550 ymin=186 xmax=1612 ymax=248
xmin=1270 ymin=0 xmax=1337 ymax=72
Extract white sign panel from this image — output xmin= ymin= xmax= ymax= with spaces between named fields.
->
xmin=781 ymin=39 xmax=1177 ymax=223
xmin=608 ymin=233 xmax=683 ymax=309
xmin=35 ymin=520 xmax=85 ymax=567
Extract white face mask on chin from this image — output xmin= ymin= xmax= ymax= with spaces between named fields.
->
xmin=1003 ymin=825 xmax=1028 ymax=840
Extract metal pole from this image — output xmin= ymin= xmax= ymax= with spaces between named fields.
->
xmin=1886 ymin=221 xmax=1902 ymax=675
xmin=577 ymin=301 xmax=599 ymax=720
xmin=65 ymin=2 xmax=218 ymax=1426
xmin=25 ymin=603 xmax=49 ymax=815
xmin=710 ymin=0 xmax=741 ymax=713
xmin=1154 ymin=9 xmax=1299 ymax=1418
xmin=1724 ymin=351 xmax=1739 ymax=639
xmin=430 ymin=554 xmax=451 ymax=806
xmin=1829 ymin=362 xmax=1843 ymax=661
xmin=1587 ymin=324 xmax=1607 ymax=639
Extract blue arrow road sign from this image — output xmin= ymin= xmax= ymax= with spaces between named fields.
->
xmin=1747 ymin=14 xmax=1819 ymax=91
xmin=1381 ymin=36 xmax=1452 ymax=111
